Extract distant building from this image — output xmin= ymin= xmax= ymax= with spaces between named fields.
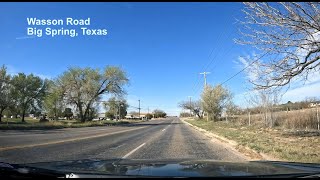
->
xmin=125 ymin=112 xmax=148 ymax=120
xmin=97 ymin=113 xmax=106 ymax=120
xmin=309 ymin=102 xmax=320 ymax=108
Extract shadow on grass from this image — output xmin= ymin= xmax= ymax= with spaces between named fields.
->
xmin=0 ymin=121 xmax=29 ymax=125
xmin=282 ymin=130 xmax=320 ymax=137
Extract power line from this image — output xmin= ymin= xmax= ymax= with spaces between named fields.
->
xmin=192 ymin=45 xmax=234 ymax=98
xmin=191 ymin=26 xmax=236 ymax=98
xmin=201 ymin=12 xmax=235 ymax=72
xmin=190 ymin=14 xmax=234 ymax=98
xmin=191 ymin=75 xmax=202 ymax=96
xmin=219 ymin=51 xmax=270 ymax=86
xmin=204 ymin=29 xmax=236 ymax=72
xmin=209 ymin=43 xmax=236 ymax=73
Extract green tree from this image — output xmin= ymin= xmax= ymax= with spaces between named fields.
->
xmin=43 ymin=80 xmax=65 ymax=120
xmin=153 ymin=109 xmax=166 ymax=118
xmin=145 ymin=113 xmax=153 ymax=119
xmin=103 ymin=97 xmax=128 ymax=119
xmin=11 ymin=73 xmax=48 ymax=122
xmin=0 ymin=65 xmax=15 ymax=122
xmin=105 ymin=111 xmax=115 ymax=120
xmin=56 ymin=66 xmax=128 ymax=122
xmin=201 ymin=85 xmax=232 ymax=121
xmin=88 ymin=105 xmax=99 ymax=120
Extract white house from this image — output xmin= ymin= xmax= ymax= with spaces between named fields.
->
xmin=309 ymin=102 xmax=320 ymax=108
xmin=125 ymin=113 xmax=148 ymax=120
xmin=97 ymin=113 xmax=106 ymax=120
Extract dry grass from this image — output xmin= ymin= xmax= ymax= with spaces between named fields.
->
xmin=230 ymin=108 xmax=320 ymax=130
xmin=186 ymin=119 xmax=320 ymax=163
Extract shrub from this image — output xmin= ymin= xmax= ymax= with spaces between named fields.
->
xmin=145 ymin=113 xmax=153 ymax=119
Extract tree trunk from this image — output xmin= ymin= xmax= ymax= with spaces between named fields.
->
xmin=54 ymin=101 xmax=57 ymax=120
xmin=84 ymin=102 xmax=93 ymax=122
xmin=78 ymin=103 xmax=85 ymax=122
xmin=54 ymin=109 xmax=57 ymax=120
xmin=0 ymin=107 xmax=6 ymax=122
xmin=0 ymin=108 xmax=3 ymax=122
xmin=22 ymin=109 xmax=26 ymax=122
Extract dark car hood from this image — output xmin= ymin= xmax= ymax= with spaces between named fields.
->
xmin=23 ymin=159 xmax=320 ymax=177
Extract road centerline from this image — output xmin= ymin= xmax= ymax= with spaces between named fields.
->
xmin=0 ymin=126 xmax=147 ymax=151
xmin=122 ymin=143 xmax=146 ymax=159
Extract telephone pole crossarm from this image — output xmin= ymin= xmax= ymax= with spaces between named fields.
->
xmin=199 ymin=72 xmax=210 ymax=87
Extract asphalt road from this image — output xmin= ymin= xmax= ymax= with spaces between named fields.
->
xmin=0 ymin=117 xmax=246 ymax=164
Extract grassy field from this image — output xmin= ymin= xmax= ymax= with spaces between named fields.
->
xmin=0 ymin=117 xmax=146 ymax=130
xmin=185 ymin=118 xmax=320 ymax=163
xmin=229 ymin=107 xmax=320 ymax=130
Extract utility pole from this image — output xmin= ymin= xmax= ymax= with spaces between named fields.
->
xmin=148 ymin=107 xmax=150 ymax=114
xmin=138 ymin=100 xmax=141 ymax=119
xmin=200 ymin=72 xmax=211 ymax=88
xmin=200 ymin=72 xmax=210 ymax=121
xmin=248 ymin=111 xmax=251 ymax=126
xmin=317 ymin=106 xmax=319 ymax=131
xmin=188 ymin=96 xmax=192 ymax=117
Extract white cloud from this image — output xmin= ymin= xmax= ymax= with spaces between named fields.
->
xmin=6 ymin=65 xmax=19 ymax=75
xmin=34 ymin=73 xmax=52 ymax=80
xmin=238 ymin=55 xmax=260 ymax=82
xmin=15 ymin=36 xmax=36 ymax=40
xmin=234 ymin=79 xmax=320 ymax=108
xmin=4 ymin=64 xmax=52 ymax=80
xmin=282 ymin=81 xmax=320 ymax=102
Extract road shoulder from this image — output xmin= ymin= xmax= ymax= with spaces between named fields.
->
xmin=180 ymin=118 xmax=279 ymax=161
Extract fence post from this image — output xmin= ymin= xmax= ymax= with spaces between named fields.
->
xmin=248 ymin=111 xmax=251 ymax=126
xmin=317 ymin=106 xmax=319 ymax=131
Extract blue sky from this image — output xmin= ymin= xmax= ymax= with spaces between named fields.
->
xmin=1 ymin=2 xmax=319 ymax=115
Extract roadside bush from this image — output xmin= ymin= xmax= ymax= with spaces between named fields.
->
xmin=145 ymin=113 xmax=153 ymax=119
xmin=39 ymin=115 xmax=49 ymax=123
xmin=105 ymin=112 xmax=115 ymax=120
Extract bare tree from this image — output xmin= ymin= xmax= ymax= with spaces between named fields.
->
xmin=178 ymin=100 xmax=204 ymax=119
xmin=245 ymin=88 xmax=281 ymax=128
xmin=236 ymin=2 xmax=320 ymax=89
xmin=225 ymin=102 xmax=242 ymax=118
